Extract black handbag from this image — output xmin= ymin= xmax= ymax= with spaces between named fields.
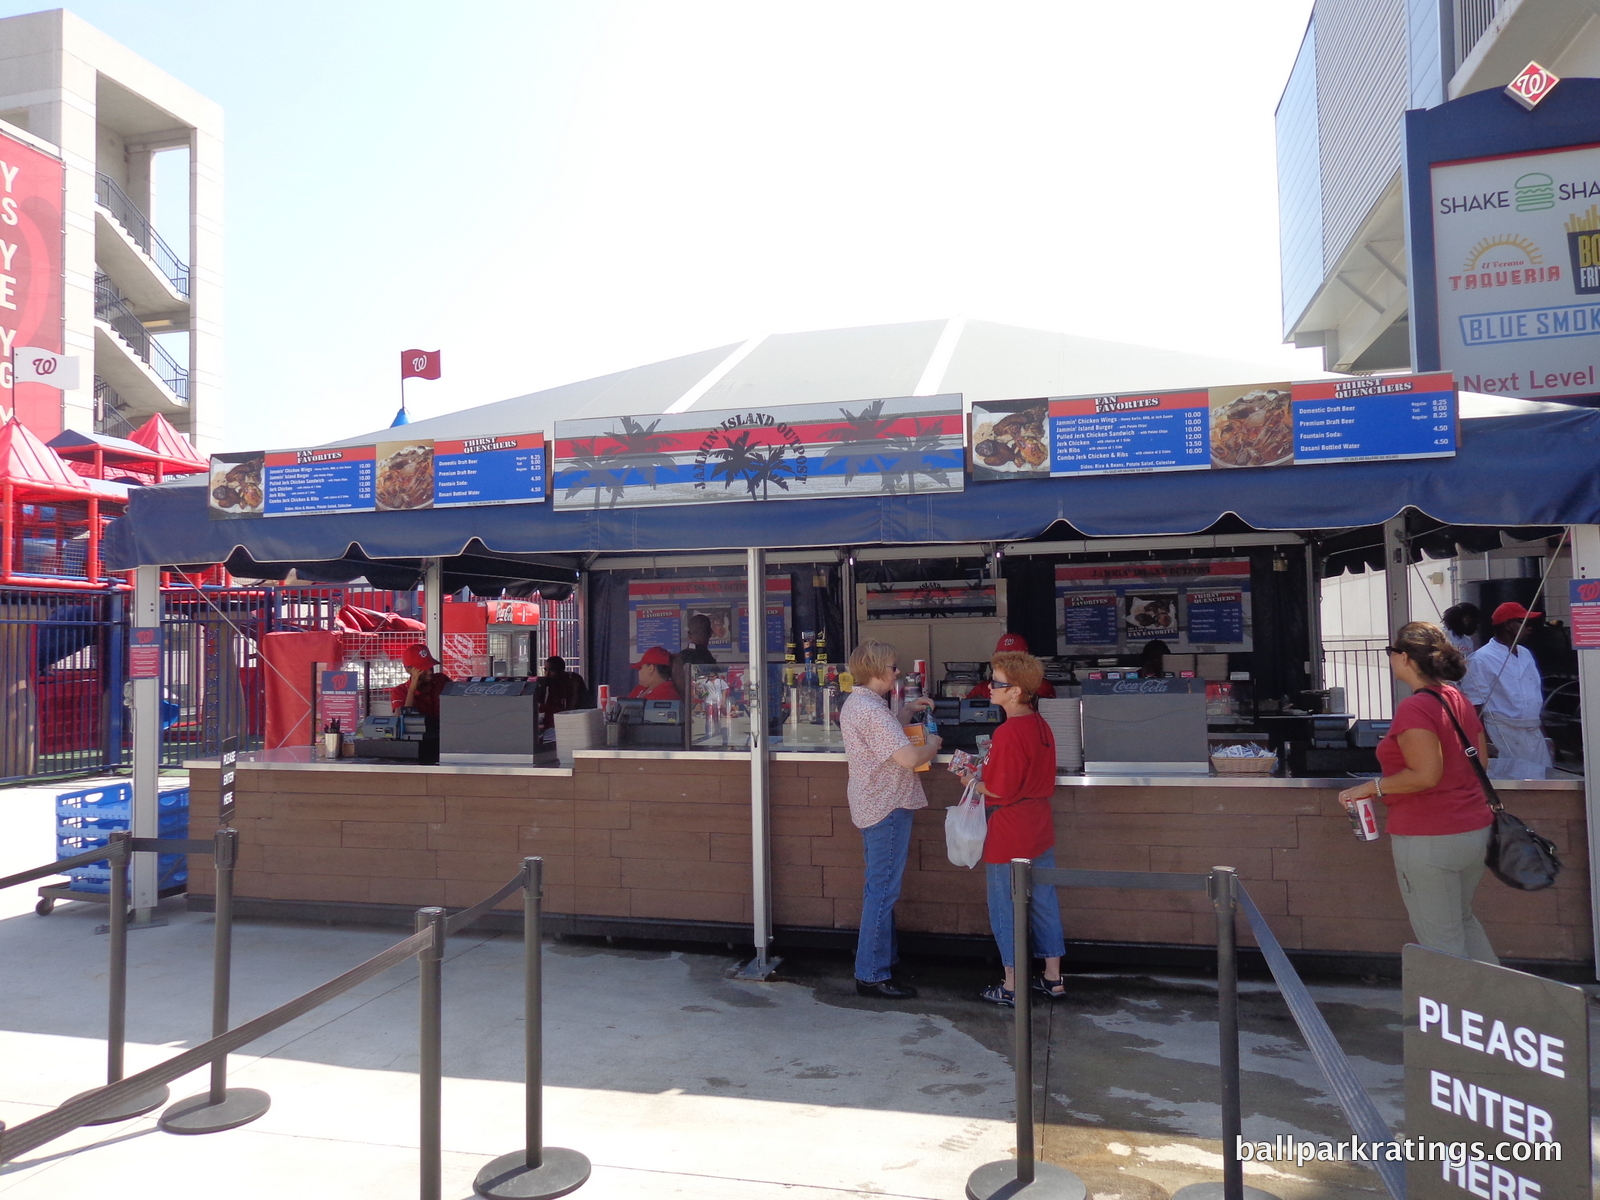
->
xmin=1419 ymin=689 xmax=1561 ymax=891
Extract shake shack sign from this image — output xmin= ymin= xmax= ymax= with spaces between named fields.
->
xmin=1403 ymin=945 xmax=1588 ymax=1199
xmin=552 ymin=394 xmax=965 ymax=509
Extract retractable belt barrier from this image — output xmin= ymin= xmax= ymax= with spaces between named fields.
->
xmin=966 ymin=862 xmax=1406 ymax=1200
xmin=0 ymin=855 xmax=590 ymax=1200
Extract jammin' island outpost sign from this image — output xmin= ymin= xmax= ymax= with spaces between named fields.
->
xmin=551 ymin=394 xmax=965 ymax=510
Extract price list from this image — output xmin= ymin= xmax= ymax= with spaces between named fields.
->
xmin=1049 ymin=391 xmax=1211 ymax=476
xmin=434 ymin=433 xmax=547 ymax=507
xmin=1060 ymin=593 xmax=1119 ymax=645
xmin=263 ymin=447 xmax=376 ymax=516
xmin=1291 ymin=372 xmax=1457 ymax=465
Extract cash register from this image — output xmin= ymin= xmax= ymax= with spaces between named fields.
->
xmin=615 ymin=697 xmax=684 ymax=747
xmin=354 ymin=712 xmax=427 ymax=760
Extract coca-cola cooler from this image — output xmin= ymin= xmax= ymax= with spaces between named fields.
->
xmin=1080 ymin=674 xmax=1208 ymax=774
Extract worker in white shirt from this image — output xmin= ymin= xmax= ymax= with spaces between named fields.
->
xmin=1460 ymin=601 xmax=1551 ymax=779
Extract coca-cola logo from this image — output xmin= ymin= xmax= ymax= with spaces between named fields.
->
xmin=1110 ymin=678 xmax=1175 ymax=694
xmin=31 ymin=356 xmax=55 ymax=375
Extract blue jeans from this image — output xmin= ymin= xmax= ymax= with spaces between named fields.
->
xmin=855 ymin=807 xmax=914 ymax=982
xmin=985 ymin=849 xmax=1067 ymax=969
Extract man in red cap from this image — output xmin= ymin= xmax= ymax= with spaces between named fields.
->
xmin=629 ymin=646 xmax=682 ymax=701
xmin=390 ymin=643 xmax=450 ymax=764
xmin=1461 ymin=601 xmax=1550 ymax=779
xmin=965 ymin=633 xmax=1056 ymax=703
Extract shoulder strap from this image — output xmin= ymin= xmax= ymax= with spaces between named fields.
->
xmin=1416 ymin=687 xmax=1503 ymax=813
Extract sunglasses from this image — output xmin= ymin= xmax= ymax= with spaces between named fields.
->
xmin=991 ymin=679 xmax=1017 ymax=690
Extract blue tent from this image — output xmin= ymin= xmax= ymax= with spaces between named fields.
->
xmin=105 ymin=399 xmax=1600 ymax=575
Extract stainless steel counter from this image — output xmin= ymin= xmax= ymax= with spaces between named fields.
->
xmin=182 ymin=746 xmax=1583 ymax=789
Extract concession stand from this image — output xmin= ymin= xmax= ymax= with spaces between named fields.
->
xmin=103 ymin=357 xmax=1600 ymax=977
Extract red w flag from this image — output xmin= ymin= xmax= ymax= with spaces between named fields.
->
xmin=400 ymin=349 xmax=441 ymax=380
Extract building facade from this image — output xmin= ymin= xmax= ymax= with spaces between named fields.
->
xmin=0 ymin=9 xmax=221 ymax=449
xmin=1277 ymin=0 xmax=1600 ymax=377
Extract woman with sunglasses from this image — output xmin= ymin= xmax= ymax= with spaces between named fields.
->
xmin=1336 ymin=622 xmax=1497 ymax=963
xmin=960 ymin=649 xmax=1067 ymax=1005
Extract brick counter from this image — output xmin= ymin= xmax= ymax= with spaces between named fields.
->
xmin=183 ymin=756 xmax=1591 ymax=967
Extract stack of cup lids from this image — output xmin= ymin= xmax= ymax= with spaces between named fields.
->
xmin=1036 ymin=697 xmax=1083 ymax=773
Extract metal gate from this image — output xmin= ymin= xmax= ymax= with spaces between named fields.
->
xmin=0 ymin=587 xmax=124 ymax=784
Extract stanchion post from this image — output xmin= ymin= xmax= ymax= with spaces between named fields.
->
xmin=1214 ymin=866 xmax=1242 ymax=1200
xmin=964 ymin=859 xmax=1085 ymax=1200
xmin=77 ymin=831 xmax=170 ymax=1125
xmin=1012 ymin=857 xmax=1034 ymax=1185
xmin=159 ymin=827 xmax=272 ymax=1134
xmin=418 ymin=906 xmax=446 ymax=1200
xmin=473 ymin=858 xmax=591 ymax=1199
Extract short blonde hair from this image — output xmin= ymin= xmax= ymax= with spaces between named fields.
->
xmin=990 ymin=651 xmax=1043 ymax=701
xmin=849 ymin=639 xmax=899 ymax=685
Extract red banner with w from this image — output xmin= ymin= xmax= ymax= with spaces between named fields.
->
xmin=400 ymin=349 xmax=441 ymax=380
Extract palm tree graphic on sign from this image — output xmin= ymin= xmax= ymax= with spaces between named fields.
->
xmin=596 ymin=416 xmax=679 ymax=489
xmin=709 ymin=431 xmax=796 ymax=499
xmin=821 ymin=399 xmax=896 ymax=486
xmin=559 ymin=438 xmax=628 ymax=508
xmin=880 ymin=417 xmax=956 ymax=494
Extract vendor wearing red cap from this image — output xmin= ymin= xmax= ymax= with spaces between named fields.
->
xmin=1461 ymin=601 xmax=1550 ymax=779
xmin=629 ymin=646 xmax=682 ymax=701
xmin=965 ymin=633 xmax=1056 ymax=703
xmin=390 ymin=644 xmax=450 ymax=764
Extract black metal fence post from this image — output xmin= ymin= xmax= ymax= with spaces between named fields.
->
xmin=418 ymin=906 xmax=446 ymax=1200
xmin=1214 ymin=866 xmax=1243 ymax=1200
xmin=474 ymin=857 xmax=591 ymax=1199
xmin=964 ymin=858 xmax=1085 ymax=1200
xmin=159 ymin=827 xmax=272 ymax=1133
xmin=78 ymin=831 xmax=169 ymax=1125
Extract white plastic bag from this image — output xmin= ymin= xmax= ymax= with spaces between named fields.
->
xmin=944 ymin=779 xmax=987 ymax=869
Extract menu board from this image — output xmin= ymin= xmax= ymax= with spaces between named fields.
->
xmin=1049 ymin=390 xmax=1210 ymax=476
xmin=859 ymin=579 xmax=999 ymax=619
xmin=210 ymin=432 xmax=545 ymax=519
xmin=1290 ymin=372 xmax=1456 ymax=464
xmin=264 ymin=446 xmax=376 ymax=516
xmin=627 ymin=577 xmax=792 ymax=659
xmin=435 ymin=434 xmax=547 ymax=507
xmin=1031 ymin=373 xmax=1458 ymax=482
xmin=1056 ymin=560 xmax=1252 ymax=653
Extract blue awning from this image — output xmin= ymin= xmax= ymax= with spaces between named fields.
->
xmin=103 ymin=403 xmax=1600 ymax=570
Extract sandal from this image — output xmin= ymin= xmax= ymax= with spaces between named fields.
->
xmin=1032 ymin=974 xmax=1067 ymax=1000
xmin=979 ymin=983 xmax=1015 ymax=1007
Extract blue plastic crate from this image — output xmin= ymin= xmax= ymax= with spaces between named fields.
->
xmin=55 ymin=784 xmax=188 ymax=824
xmin=54 ymin=783 xmax=192 ymax=895
xmin=64 ymin=858 xmax=188 ymax=894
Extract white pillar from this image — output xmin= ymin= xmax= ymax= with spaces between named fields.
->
xmin=1383 ymin=516 xmax=1411 ymax=709
xmin=1570 ymin=525 xmax=1600 ymax=977
xmin=424 ymin=560 xmax=443 ymax=662
xmin=131 ymin=564 xmax=161 ymax=916
xmin=742 ymin=545 xmax=775 ymax=977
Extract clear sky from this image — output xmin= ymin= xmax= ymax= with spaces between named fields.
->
xmin=2 ymin=1 xmax=1321 ymax=449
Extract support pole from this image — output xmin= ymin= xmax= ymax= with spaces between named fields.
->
xmin=131 ymin=564 xmax=160 ymax=919
xmin=424 ymin=559 xmax=444 ymax=663
xmin=418 ymin=906 xmax=446 ymax=1200
xmin=474 ymin=859 xmax=591 ymax=1199
xmin=159 ymin=827 xmax=272 ymax=1133
xmin=965 ymin=860 xmax=1085 ymax=1200
xmin=77 ymin=832 xmax=169 ymax=1124
xmin=1572 ymin=525 xmax=1600 ymax=978
xmin=1382 ymin=515 xmax=1412 ymax=711
xmin=736 ymin=545 xmax=779 ymax=980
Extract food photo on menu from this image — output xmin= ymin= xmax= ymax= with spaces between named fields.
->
xmin=1124 ymin=593 xmax=1179 ymax=637
xmin=375 ymin=440 xmax=435 ymax=511
xmin=969 ymin=397 xmax=1049 ymax=480
xmin=1208 ymin=384 xmax=1293 ymax=469
xmin=208 ymin=451 xmax=265 ymax=518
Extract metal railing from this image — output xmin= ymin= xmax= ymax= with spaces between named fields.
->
xmin=1322 ymin=638 xmax=1394 ymax=720
xmin=94 ymin=172 xmax=190 ymax=296
xmin=93 ymin=377 xmax=141 ymax=440
xmin=1454 ymin=0 xmax=1503 ymax=69
xmin=94 ymin=273 xmax=190 ymax=401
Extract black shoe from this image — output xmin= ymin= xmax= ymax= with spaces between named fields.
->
xmin=855 ymin=978 xmax=918 ymax=999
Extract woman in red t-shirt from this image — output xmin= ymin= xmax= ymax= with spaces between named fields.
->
xmin=959 ymin=650 xmax=1066 ymax=1006
xmin=1337 ymin=622 xmax=1497 ymax=963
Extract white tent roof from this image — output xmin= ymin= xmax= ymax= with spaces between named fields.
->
xmin=325 ymin=317 xmax=1342 ymax=447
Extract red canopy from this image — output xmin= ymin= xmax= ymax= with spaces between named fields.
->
xmin=0 ymin=418 xmax=91 ymax=496
xmin=128 ymin=413 xmax=207 ymax=468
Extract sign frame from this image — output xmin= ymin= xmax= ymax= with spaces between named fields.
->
xmin=1405 ymin=77 xmax=1600 ymax=401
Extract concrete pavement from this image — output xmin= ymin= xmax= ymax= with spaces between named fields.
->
xmin=1 ymin=777 xmax=1430 ymax=1198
